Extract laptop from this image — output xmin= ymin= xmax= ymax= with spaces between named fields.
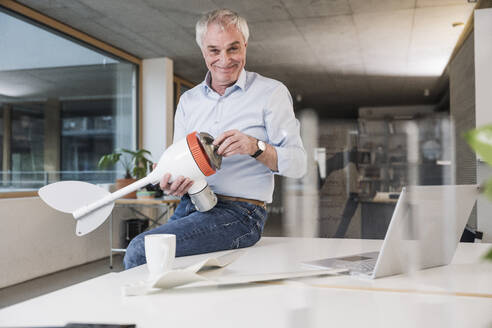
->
xmin=304 ymin=185 xmax=479 ymax=279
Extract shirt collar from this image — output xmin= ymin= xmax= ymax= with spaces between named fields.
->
xmin=234 ymin=69 xmax=247 ymax=91
xmin=201 ymin=69 xmax=247 ymax=95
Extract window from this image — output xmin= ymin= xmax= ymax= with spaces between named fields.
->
xmin=173 ymin=76 xmax=194 ymax=112
xmin=0 ymin=7 xmax=139 ymax=193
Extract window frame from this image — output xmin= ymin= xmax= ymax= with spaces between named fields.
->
xmin=0 ymin=0 xmax=143 ymax=198
xmin=173 ymin=75 xmax=195 ymax=108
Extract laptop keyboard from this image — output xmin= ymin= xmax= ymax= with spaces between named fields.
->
xmin=354 ymin=260 xmax=376 ymax=273
xmin=335 ymin=259 xmax=376 ymax=274
xmin=303 ymin=252 xmax=379 ymax=277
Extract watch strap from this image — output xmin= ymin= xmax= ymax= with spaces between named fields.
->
xmin=251 ymin=148 xmax=263 ymax=158
xmin=251 ymin=140 xmax=264 ymax=158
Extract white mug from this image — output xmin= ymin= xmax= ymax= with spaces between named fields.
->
xmin=145 ymin=234 xmax=176 ymax=279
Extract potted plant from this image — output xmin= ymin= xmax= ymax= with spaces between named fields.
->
xmin=98 ymin=148 xmax=153 ymax=199
xmin=464 ymin=124 xmax=492 ymax=260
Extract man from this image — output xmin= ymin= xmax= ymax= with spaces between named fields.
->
xmin=124 ymin=9 xmax=306 ymax=269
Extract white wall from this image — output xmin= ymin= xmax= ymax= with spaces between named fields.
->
xmin=474 ymin=8 xmax=492 ymax=242
xmin=0 ymin=198 xmax=109 ymax=288
xmin=142 ymin=57 xmax=174 ymax=162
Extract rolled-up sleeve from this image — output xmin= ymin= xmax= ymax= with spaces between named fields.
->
xmin=264 ymin=84 xmax=307 ymax=179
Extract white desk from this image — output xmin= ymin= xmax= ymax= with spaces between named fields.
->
xmin=1 ymin=237 xmax=491 ymax=328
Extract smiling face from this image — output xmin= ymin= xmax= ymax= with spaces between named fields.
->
xmin=201 ymin=23 xmax=247 ymax=94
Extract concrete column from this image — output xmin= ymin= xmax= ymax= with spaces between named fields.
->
xmin=474 ymin=8 xmax=492 ymax=242
xmin=283 ymin=109 xmax=319 ymax=237
xmin=142 ymin=57 xmax=174 ymax=162
xmin=43 ymin=98 xmax=61 ymax=182
xmin=474 ymin=8 xmax=492 ymax=128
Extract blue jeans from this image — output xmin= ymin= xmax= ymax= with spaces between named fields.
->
xmin=123 ymin=195 xmax=267 ymax=270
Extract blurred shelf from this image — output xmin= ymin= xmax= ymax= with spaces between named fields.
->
xmin=359 ymin=178 xmax=383 ymax=181
xmin=358 ymin=133 xmax=406 ymax=138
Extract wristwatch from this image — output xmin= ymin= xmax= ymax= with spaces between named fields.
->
xmin=251 ymin=139 xmax=266 ymax=158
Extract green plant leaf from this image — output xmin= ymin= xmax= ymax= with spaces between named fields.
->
xmin=98 ymin=148 xmax=152 ymax=179
xmin=97 ymin=153 xmax=121 ymax=169
xmin=133 ymin=166 xmax=147 ymax=180
xmin=135 ymin=149 xmax=151 ymax=156
xmin=482 ymin=178 xmax=492 ymax=202
xmin=122 ymin=148 xmax=138 ymax=156
xmin=483 ymin=247 xmax=492 ymax=261
xmin=464 ymin=124 xmax=492 ymax=167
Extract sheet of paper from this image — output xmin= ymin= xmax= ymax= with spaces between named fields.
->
xmin=184 ymin=249 xmax=245 ymax=273
xmin=208 ymin=269 xmax=346 ymax=286
xmin=122 ymin=250 xmax=344 ymax=296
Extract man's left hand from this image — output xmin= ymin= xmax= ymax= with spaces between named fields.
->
xmin=213 ymin=129 xmax=257 ymax=157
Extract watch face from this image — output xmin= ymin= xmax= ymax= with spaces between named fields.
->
xmin=258 ymin=140 xmax=266 ymax=151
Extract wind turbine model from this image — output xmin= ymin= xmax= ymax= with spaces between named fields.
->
xmin=39 ymin=132 xmax=222 ymax=236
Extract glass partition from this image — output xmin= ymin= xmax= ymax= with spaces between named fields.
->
xmin=275 ymin=110 xmax=455 ymax=240
xmin=0 ymin=8 xmax=138 ymax=192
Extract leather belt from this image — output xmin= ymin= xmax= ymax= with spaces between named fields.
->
xmin=216 ymin=194 xmax=266 ymax=209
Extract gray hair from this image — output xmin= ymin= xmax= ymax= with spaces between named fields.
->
xmin=195 ymin=9 xmax=250 ymax=49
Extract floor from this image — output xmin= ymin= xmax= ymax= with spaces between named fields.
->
xmin=0 ymin=255 xmax=125 ymax=309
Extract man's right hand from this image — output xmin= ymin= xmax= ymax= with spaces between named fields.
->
xmin=159 ymin=173 xmax=194 ymax=197
xmin=152 ymin=163 xmax=194 ymax=197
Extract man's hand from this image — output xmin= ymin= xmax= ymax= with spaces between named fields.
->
xmin=213 ymin=129 xmax=279 ymax=171
xmin=160 ymin=174 xmax=194 ymax=197
xmin=213 ymin=129 xmax=257 ymax=157
xmin=152 ymin=164 xmax=193 ymax=197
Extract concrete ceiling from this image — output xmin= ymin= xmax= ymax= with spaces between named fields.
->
xmin=14 ymin=0 xmax=475 ymax=115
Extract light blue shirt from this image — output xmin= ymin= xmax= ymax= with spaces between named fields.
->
xmin=173 ymin=69 xmax=307 ymax=203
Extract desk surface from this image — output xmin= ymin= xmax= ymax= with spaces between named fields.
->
xmin=1 ymin=237 xmax=491 ymax=328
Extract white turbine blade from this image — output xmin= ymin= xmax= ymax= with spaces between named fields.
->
xmin=38 ymin=181 xmax=110 ymax=213
xmin=76 ymin=202 xmax=114 ymax=236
